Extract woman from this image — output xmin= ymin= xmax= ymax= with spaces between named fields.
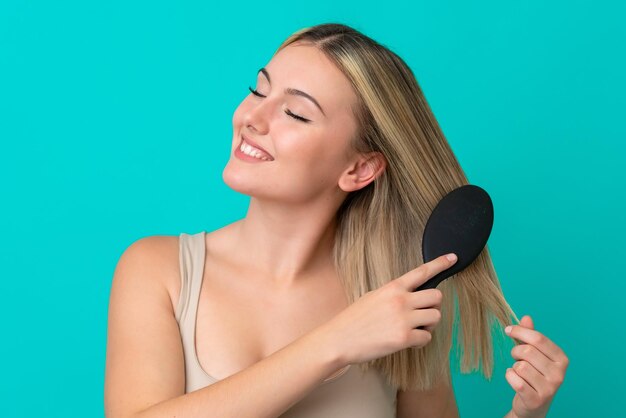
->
xmin=105 ymin=23 xmax=569 ymax=417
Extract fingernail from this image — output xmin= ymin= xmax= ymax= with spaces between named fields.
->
xmin=446 ymin=253 xmax=457 ymax=262
xmin=505 ymin=326 xmax=512 ymax=334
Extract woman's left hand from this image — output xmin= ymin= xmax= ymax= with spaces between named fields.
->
xmin=504 ymin=315 xmax=569 ymax=418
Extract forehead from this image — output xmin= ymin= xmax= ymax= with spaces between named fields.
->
xmin=262 ymin=43 xmax=358 ymax=116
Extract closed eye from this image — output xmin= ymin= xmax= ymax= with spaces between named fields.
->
xmin=248 ymin=86 xmax=311 ymax=123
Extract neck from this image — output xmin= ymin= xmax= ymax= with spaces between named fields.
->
xmin=231 ymin=194 xmax=345 ymax=288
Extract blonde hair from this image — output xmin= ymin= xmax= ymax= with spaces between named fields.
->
xmin=273 ymin=23 xmax=520 ymax=391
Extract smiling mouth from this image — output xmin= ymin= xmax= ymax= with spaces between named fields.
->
xmin=238 ymin=137 xmax=274 ymax=161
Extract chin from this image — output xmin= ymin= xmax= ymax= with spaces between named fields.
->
xmin=222 ymin=161 xmax=261 ymax=197
xmin=222 ymin=160 xmax=314 ymax=204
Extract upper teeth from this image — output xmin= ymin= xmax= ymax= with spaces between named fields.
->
xmin=240 ymin=140 xmax=271 ymax=160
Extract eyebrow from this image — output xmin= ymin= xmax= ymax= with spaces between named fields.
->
xmin=258 ymin=67 xmax=326 ymax=117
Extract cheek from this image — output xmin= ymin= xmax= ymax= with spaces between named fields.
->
xmin=279 ymin=140 xmax=347 ymax=181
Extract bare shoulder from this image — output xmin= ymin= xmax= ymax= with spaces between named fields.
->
xmin=117 ymin=234 xmax=179 ymax=268
xmin=124 ymin=234 xmax=180 ymax=262
xmin=115 ymin=235 xmax=181 ymax=312
xmin=104 ymin=234 xmax=184 ymax=417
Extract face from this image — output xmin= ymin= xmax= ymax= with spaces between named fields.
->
xmin=222 ymin=42 xmax=363 ymax=205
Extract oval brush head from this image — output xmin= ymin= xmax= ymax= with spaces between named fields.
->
xmin=413 ymin=184 xmax=494 ymax=292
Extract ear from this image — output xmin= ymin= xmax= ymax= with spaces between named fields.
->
xmin=338 ymin=152 xmax=387 ymax=192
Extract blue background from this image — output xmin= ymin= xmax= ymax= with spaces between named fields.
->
xmin=1 ymin=1 xmax=624 ymax=416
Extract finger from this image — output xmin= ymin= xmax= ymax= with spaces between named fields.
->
xmin=402 ymin=253 xmax=457 ymax=291
xmin=511 ymin=360 xmax=544 ymax=393
xmin=512 ymin=343 xmax=569 ymax=388
xmin=505 ymin=325 xmax=566 ymax=363
xmin=505 ymin=368 xmax=540 ymax=407
xmin=510 ymin=344 xmax=552 ymax=377
xmin=520 ymin=314 xmax=534 ymax=329
xmin=507 ymin=315 xmax=531 ymax=346
xmin=408 ymin=288 xmax=443 ymax=310
xmin=422 ymin=317 xmax=442 ymax=333
xmin=410 ymin=289 xmax=443 ymax=331
xmin=409 ymin=308 xmax=442 ymax=330
xmin=407 ymin=328 xmax=433 ymax=347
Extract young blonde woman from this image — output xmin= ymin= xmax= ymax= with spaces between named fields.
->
xmin=105 ymin=23 xmax=569 ymax=418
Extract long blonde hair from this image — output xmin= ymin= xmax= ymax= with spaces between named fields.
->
xmin=274 ymin=23 xmax=520 ymax=391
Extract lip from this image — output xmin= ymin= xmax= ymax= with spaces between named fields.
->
xmin=241 ymin=134 xmax=274 ymax=160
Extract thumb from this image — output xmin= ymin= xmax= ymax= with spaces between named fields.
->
xmin=520 ymin=314 xmax=534 ymax=330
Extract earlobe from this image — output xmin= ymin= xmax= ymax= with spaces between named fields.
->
xmin=338 ymin=152 xmax=387 ymax=192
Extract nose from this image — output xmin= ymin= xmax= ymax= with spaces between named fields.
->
xmin=242 ymin=95 xmax=273 ymax=134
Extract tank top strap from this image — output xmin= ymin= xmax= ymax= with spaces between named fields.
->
xmin=175 ymin=231 xmax=206 ymax=325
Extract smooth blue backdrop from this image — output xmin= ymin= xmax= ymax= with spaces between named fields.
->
xmin=1 ymin=1 xmax=624 ymax=416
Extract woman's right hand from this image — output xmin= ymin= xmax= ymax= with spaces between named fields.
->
xmin=323 ymin=253 xmax=458 ymax=366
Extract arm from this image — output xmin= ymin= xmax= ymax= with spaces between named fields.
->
xmin=396 ymin=358 xmax=459 ymax=418
xmin=104 ymin=237 xmax=347 ymax=418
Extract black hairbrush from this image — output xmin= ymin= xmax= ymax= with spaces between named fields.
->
xmin=414 ymin=184 xmax=494 ymax=292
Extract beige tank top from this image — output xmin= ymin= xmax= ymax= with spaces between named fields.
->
xmin=174 ymin=231 xmax=397 ymax=417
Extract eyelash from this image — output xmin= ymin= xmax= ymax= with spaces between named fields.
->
xmin=247 ymin=86 xmax=311 ymax=123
